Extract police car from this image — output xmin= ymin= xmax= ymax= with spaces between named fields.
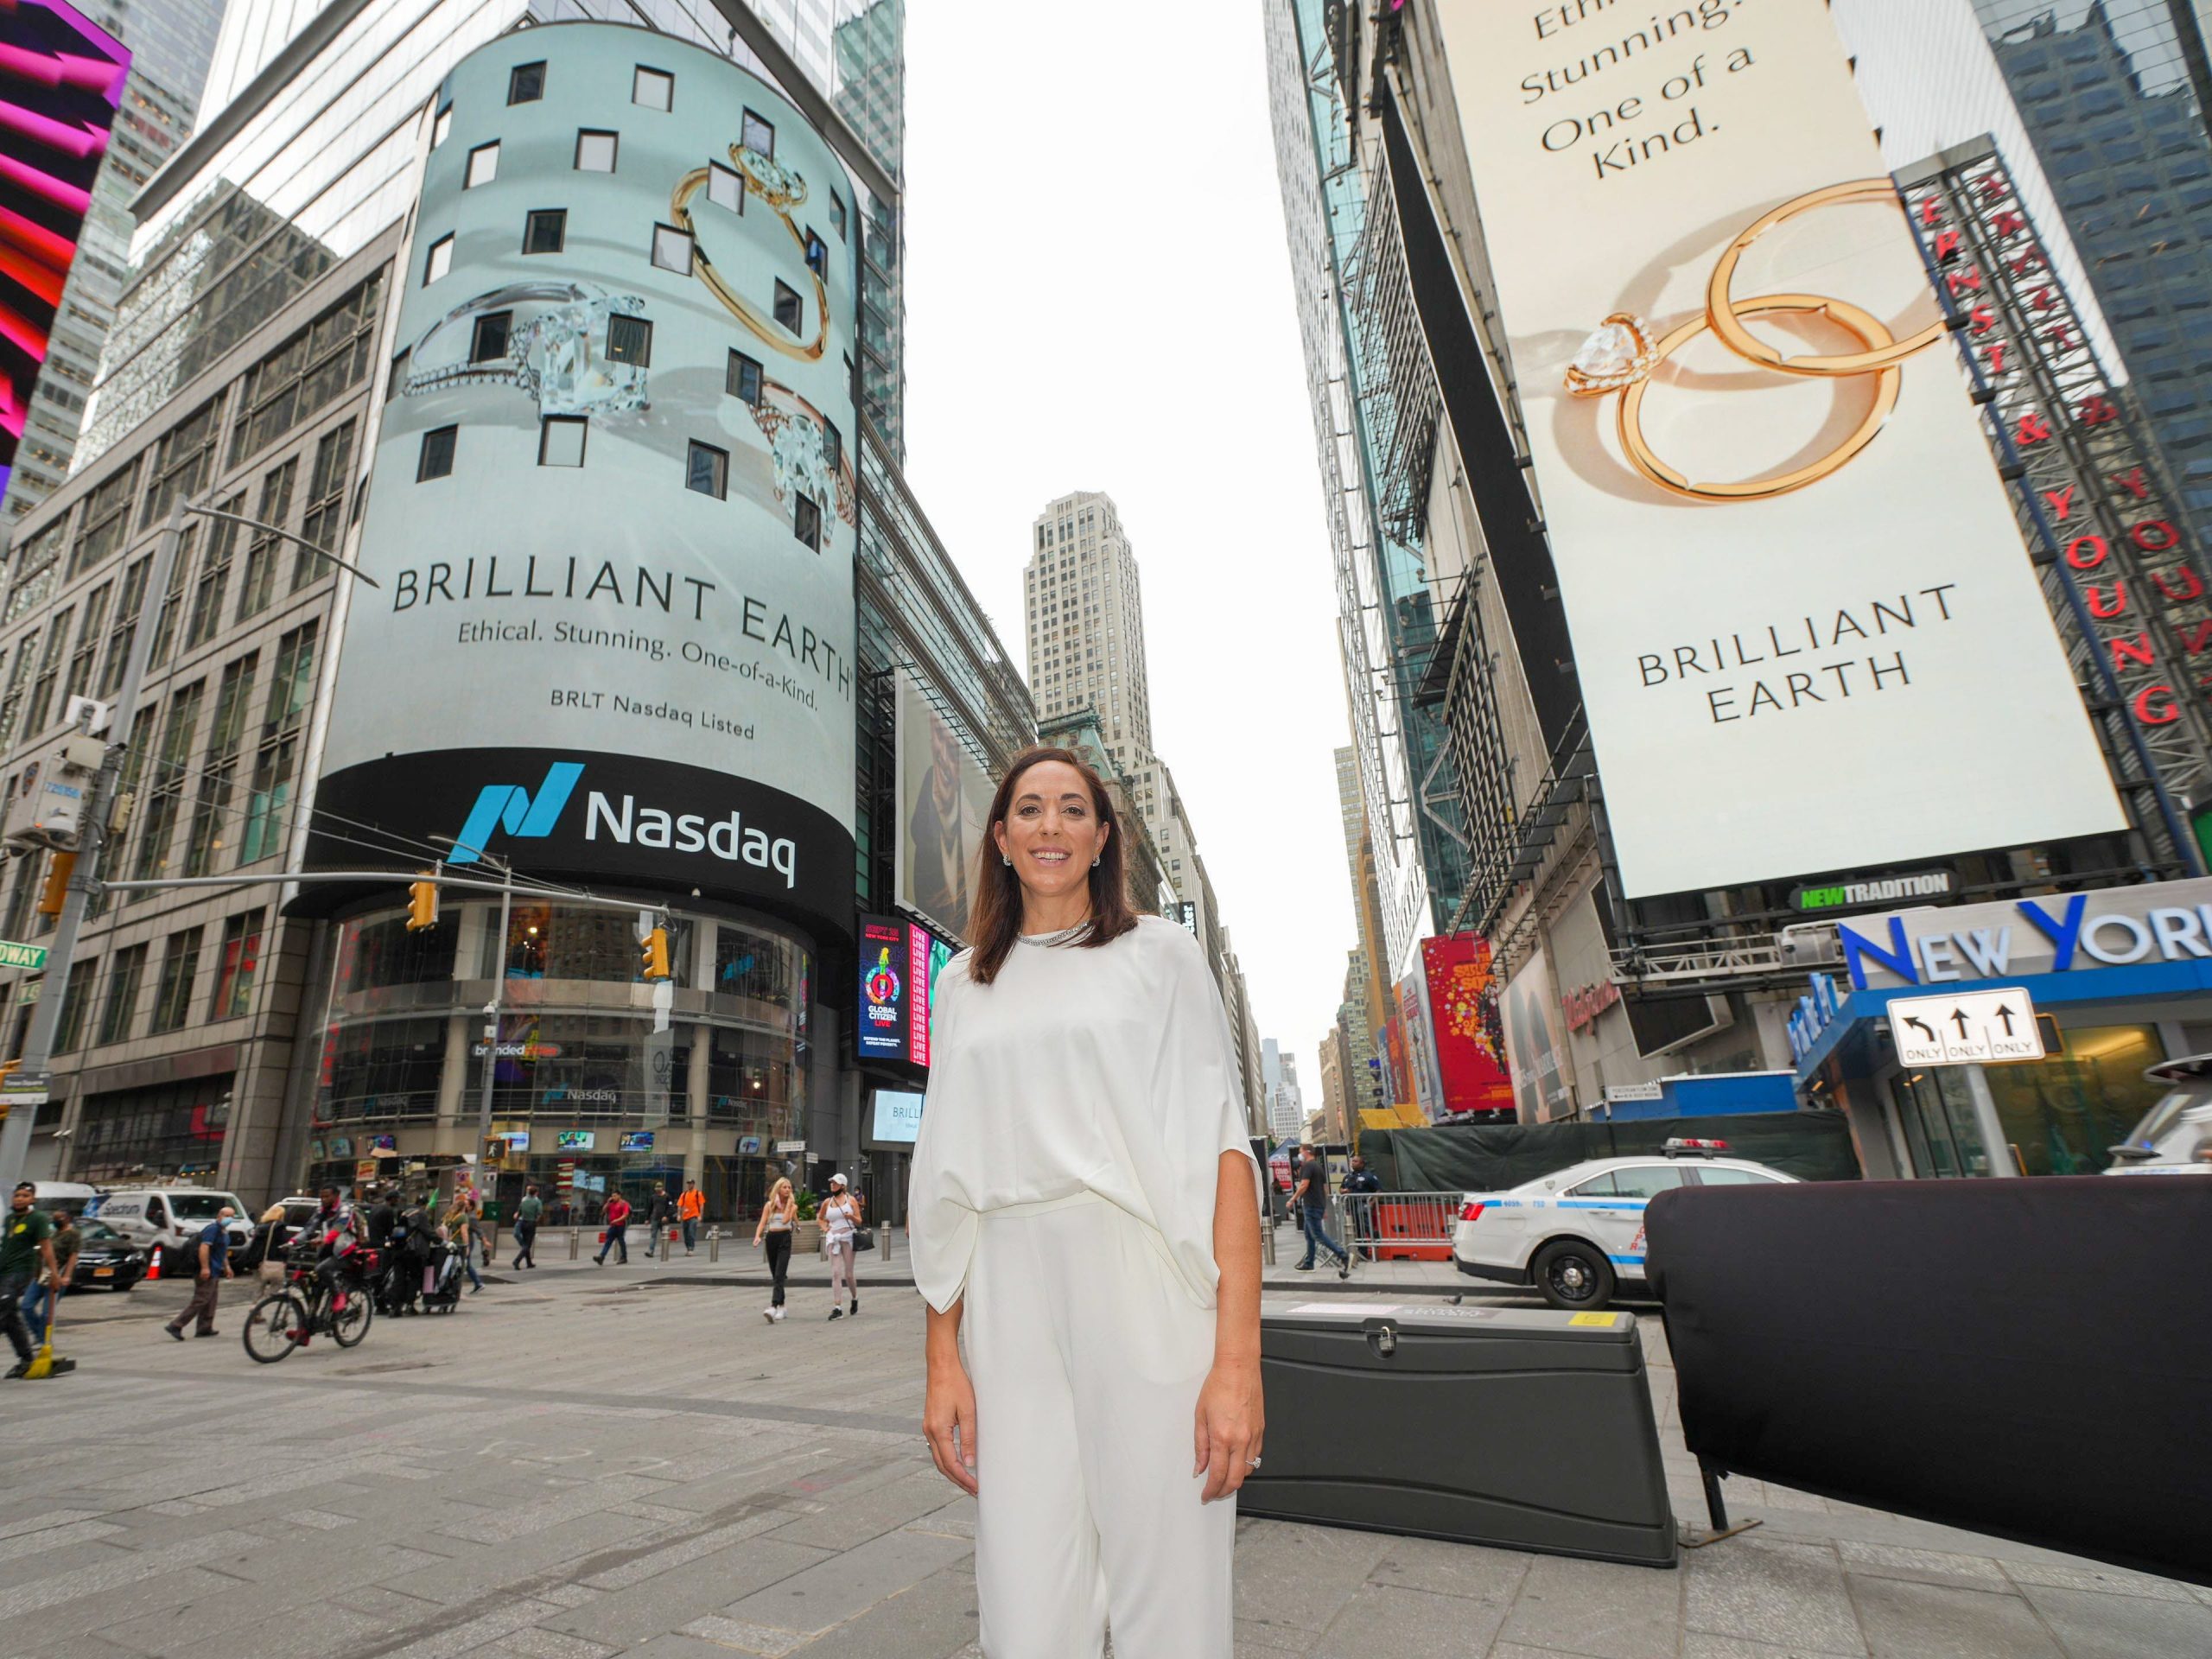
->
xmin=1452 ymin=1140 xmax=1798 ymax=1311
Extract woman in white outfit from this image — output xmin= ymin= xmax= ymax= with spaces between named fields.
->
xmin=821 ymin=1173 xmax=861 ymax=1319
xmin=911 ymin=747 xmax=1264 ymax=1659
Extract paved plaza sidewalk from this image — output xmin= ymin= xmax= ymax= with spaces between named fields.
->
xmin=2 ymin=1266 xmax=2203 ymax=1658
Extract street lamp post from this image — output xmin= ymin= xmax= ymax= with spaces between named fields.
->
xmin=0 ymin=499 xmax=378 ymax=1195
xmin=477 ymin=853 xmax=514 ymax=1146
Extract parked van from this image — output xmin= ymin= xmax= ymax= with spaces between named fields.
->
xmin=30 ymin=1180 xmax=102 ymax=1215
xmin=92 ymin=1187 xmax=253 ymax=1266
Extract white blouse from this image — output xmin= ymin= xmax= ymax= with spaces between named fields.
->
xmin=908 ymin=915 xmax=1262 ymax=1314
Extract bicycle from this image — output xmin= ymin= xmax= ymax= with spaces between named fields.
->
xmin=242 ymin=1240 xmax=376 ymax=1363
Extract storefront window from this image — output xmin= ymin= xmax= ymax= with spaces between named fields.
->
xmin=1980 ymin=1024 xmax=2165 ymax=1175
xmin=1891 ymin=1068 xmax=1992 ymax=1178
xmin=323 ymin=1015 xmax=445 ymax=1120
xmin=337 ymin=912 xmax=459 ymax=992
xmin=483 ymin=903 xmax=693 ymax=988
xmin=73 ymin=1077 xmax=234 ymax=1183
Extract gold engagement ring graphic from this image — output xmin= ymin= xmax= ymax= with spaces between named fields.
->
xmin=671 ymin=143 xmax=830 ymax=363
xmin=1566 ymin=178 xmax=1947 ymax=503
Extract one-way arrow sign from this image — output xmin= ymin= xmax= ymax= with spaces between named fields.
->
xmin=1888 ymin=988 xmax=2046 ymax=1067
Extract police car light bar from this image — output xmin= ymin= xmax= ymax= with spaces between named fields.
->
xmin=1661 ymin=1137 xmax=1730 ymax=1158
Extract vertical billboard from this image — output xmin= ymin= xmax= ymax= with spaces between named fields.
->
xmin=1501 ymin=944 xmax=1572 ymax=1123
xmin=894 ymin=668 xmax=995 ymax=941
xmin=0 ymin=1 xmax=128 ymax=505
xmin=855 ymin=912 xmax=944 ymax=1067
xmin=1421 ymin=933 xmax=1514 ymax=1117
xmin=307 ymin=26 xmax=857 ymax=938
xmin=1434 ymin=0 xmax=2124 ymax=897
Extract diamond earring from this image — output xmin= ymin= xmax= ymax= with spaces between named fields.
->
xmin=1091 ymin=855 xmax=1100 ymax=868
xmin=1001 ymin=854 xmax=1012 ymax=867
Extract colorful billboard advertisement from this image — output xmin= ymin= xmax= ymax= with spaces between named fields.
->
xmin=1421 ymin=934 xmax=1513 ymax=1117
xmin=308 ymin=26 xmax=858 ymax=939
xmin=0 ymin=1 xmax=129 ymax=505
xmin=1433 ymin=0 xmax=2123 ymax=897
xmin=894 ymin=668 xmax=995 ymax=942
xmin=1501 ymin=944 xmax=1572 ymax=1123
xmin=856 ymin=914 xmax=907 ymax=1062
xmin=855 ymin=912 xmax=945 ymax=1067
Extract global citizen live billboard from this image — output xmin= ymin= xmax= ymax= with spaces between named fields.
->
xmin=0 ymin=2 xmax=129 ymax=505
xmin=856 ymin=914 xmax=945 ymax=1068
xmin=1433 ymin=0 xmax=2123 ymax=897
xmin=306 ymin=26 xmax=857 ymax=938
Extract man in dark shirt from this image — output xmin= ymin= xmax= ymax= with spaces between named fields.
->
xmin=644 ymin=1184 xmax=675 ymax=1259
xmin=164 ymin=1206 xmax=235 ymax=1340
xmin=2 ymin=1182 xmax=58 ymax=1376
xmin=22 ymin=1209 xmax=77 ymax=1338
xmin=1294 ymin=1145 xmax=1351 ymax=1278
xmin=1343 ymin=1157 xmax=1382 ymax=1262
xmin=512 ymin=1185 xmax=543 ymax=1269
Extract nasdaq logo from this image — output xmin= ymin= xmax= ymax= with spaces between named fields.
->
xmin=447 ymin=762 xmax=585 ymax=863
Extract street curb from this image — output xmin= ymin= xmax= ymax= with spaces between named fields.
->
xmin=632 ymin=1274 xmax=1478 ymax=1298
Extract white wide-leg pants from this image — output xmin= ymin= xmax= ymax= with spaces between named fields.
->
xmin=963 ymin=1192 xmax=1234 ymax=1659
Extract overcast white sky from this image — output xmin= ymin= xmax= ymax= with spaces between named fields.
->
xmin=900 ymin=5 xmax=1357 ymax=1096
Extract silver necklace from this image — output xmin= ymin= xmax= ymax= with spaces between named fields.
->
xmin=1016 ymin=921 xmax=1092 ymax=947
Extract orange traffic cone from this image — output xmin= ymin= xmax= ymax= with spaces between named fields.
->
xmin=143 ymin=1247 xmax=160 ymax=1283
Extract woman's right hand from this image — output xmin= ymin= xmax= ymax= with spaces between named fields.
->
xmin=923 ymin=1358 xmax=980 ymax=1495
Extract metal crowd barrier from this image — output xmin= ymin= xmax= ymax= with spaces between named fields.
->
xmin=1335 ymin=1192 xmax=1461 ymax=1262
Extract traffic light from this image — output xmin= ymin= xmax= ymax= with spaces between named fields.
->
xmin=406 ymin=874 xmax=439 ymax=931
xmin=35 ymin=852 xmax=74 ymax=916
xmin=640 ymin=925 xmax=671 ymax=981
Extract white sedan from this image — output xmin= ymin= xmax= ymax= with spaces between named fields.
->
xmin=1452 ymin=1141 xmax=1798 ymax=1311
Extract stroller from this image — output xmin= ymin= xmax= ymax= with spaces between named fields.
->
xmin=417 ymin=1234 xmax=463 ymax=1314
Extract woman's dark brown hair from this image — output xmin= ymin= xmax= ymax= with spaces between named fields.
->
xmin=965 ymin=746 xmax=1137 ymax=984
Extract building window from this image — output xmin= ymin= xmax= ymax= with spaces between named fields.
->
xmin=213 ymin=911 xmax=263 ymax=1019
xmin=741 ymin=108 xmax=775 ymax=156
xmin=184 ymin=505 xmax=238 ymax=651
xmin=68 ymin=461 xmax=136 ymax=579
xmin=686 ymin=441 xmax=728 ymax=499
xmin=296 ymin=421 xmax=355 ymax=588
xmin=508 ymin=60 xmax=545 ymax=104
xmin=419 ymin=426 xmax=457 ymax=480
xmin=465 ymin=141 xmax=499 ymax=188
xmin=268 ymin=621 xmax=318 ymax=741
xmin=431 ymin=104 xmax=452 ymax=149
xmin=386 ymin=347 xmax=410 ymax=401
xmin=235 ymin=459 xmax=296 ymax=623
xmin=607 ymin=314 xmax=652 ymax=365
xmin=98 ymin=944 xmax=147 ymax=1046
xmin=524 ymin=209 xmax=566 ymax=254
xmin=228 ymin=271 xmax=384 ymax=465
xmin=575 ymin=128 xmax=617 ymax=172
xmin=240 ymin=730 xmax=297 ymax=865
xmin=772 ymin=280 xmax=802 ymax=334
xmin=652 ymin=223 xmax=694 ymax=274
xmin=538 ymin=416 xmax=588 ymax=467
xmin=830 ymin=190 xmax=846 ymax=239
xmin=822 ymin=418 xmax=842 ymax=472
xmin=726 ymin=350 xmax=763 ymax=405
xmin=632 ymin=66 xmax=673 ymax=111
xmin=141 ymin=394 xmax=222 ymax=529
xmin=149 ymin=926 xmax=201 ymax=1034
xmin=53 ymin=957 xmax=93 ymax=1052
xmin=424 ymin=233 xmax=453 ymax=284
xmin=470 ymin=311 xmax=512 ymax=364
xmin=708 ymin=162 xmax=743 ymax=213
xmin=804 ymin=230 xmax=827 ymax=277
xmin=794 ymin=493 xmax=821 ymax=551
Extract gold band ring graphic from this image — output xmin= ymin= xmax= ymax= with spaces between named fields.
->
xmin=1569 ymin=178 xmax=1948 ymax=503
xmin=671 ymin=145 xmax=830 ymax=364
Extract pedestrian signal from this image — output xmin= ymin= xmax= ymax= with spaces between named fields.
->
xmin=406 ymin=874 xmax=439 ymax=931
xmin=640 ymin=925 xmax=671 ymax=981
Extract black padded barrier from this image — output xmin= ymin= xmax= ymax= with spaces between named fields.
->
xmin=1645 ymin=1176 xmax=2211 ymax=1586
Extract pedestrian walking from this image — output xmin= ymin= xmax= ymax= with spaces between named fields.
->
xmin=163 ymin=1205 xmax=236 ymax=1340
xmin=445 ymin=1195 xmax=484 ymax=1294
xmin=911 ymin=747 xmax=1263 ymax=1658
xmin=2 ymin=1183 xmax=60 ymax=1377
xmin=22 ymin=1208 xmax=77 ymax=1338
xmin=1294 ymin=1143 xmax=1351 ymax=1277
xmin=1343 ymin=1156 xmax=1382 ymax=1262
xmin=512 ymin=1184 xmax=542 ymax=1268
xmin=594 ymin=1190 xmax=632 ymax=1265
xmin=753 ymin=1176 xmax=797 ymax=1321
xmin=821 ymin=1173 xmax=861 ymax=1319
xmin=644 ymin=1183 xmax=675 ymax=1258
xmin=677 ymin=1179 xmax=704 ymax=1254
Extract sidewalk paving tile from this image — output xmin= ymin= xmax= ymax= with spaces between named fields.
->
xmin=1845 ymin=1574 xmax=2063 ymax=1659
xmin=1495 ymin=1553 xmax=1679 ymax=1659
xmin=1832 ymin=1541 xmax=2010 ymax=1591
xmin=1312 ymin=1580 xmax=1511 ymax=1656
xmin=1683 ymin=1536 xmax=1866 ymax=1656
xmin=710 ymin=1525 xmax=972 ymax=1638
xmin=2011 ymin=1582 xmax=2212 ymax=1659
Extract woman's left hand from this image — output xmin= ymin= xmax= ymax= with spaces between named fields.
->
xmin=1193 ymin=1356 xmax=1264 ymax=1503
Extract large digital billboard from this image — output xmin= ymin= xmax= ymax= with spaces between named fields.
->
xmin=894 ymin=668 xmax=995 ymax=941
xmin=1434 ymin=0 xmax=2123 ymax=897
xmin=308 ymin=26 xmax=858 ymax=938
xmin=1421 ymin=934 xmax=1513 ymax=1118
xmin=0 ymin=2 xmax=129 ymax=505
xmin=855 ymin=912 xmax=947 ymax=1068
